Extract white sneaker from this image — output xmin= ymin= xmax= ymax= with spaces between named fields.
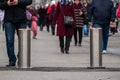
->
xmin=102 ymin=50 xmax=107 ymax=54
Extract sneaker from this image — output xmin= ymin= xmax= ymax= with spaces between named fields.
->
xmin=102 ymin=50 xmax=107 ymax=54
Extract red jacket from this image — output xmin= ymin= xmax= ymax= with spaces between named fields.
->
xmin=47 ymin=4 xmax=56 ymax=20
xmin=52 ymin=2 xmax=75 ymax=36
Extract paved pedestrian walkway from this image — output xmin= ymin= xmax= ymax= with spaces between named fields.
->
xmin=0 ymin=29 xmax=120 ymax=68
xmin=0 ymin=29 xmax=120 ymax=80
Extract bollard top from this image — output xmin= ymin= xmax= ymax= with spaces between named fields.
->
xmin=90 ymin=27 xmax=102 ymax=30
xmin=18 ymin=28 xmax=31 ymax=31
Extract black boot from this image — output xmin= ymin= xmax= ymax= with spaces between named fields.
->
xmin=52 ymin=31 xmax=55 ymax=35
xmin=65 ymin=50 xmax=69 ymax=54
xmin=60 ymin=48 xmax=64 ymax=53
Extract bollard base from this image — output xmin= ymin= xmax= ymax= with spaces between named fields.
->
xmin=16 ymin=65 xmax=32 ymax=69
xmin=87 ymin=67 xmax=106 ymax=69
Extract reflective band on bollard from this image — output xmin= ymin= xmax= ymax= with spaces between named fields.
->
xmin=17 ymin=29 xmax=31 ymax=68
xmin=89 ymin=28 xmax=104 ymax=69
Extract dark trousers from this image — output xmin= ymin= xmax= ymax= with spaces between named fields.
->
xmin=46 ymin=25 xmax=49 ymax=32
xmin=73 ymin=27 xmax=83 ymax=45
xmin=51 ymin=25 xmax=55 ymax=35
xmin=59 ymin=36 xmax=72 ymax=51
xmin=110 ymin=27 xmax=116 ymax=35
xmin=38 ymin=18 xmax=45 ymax=31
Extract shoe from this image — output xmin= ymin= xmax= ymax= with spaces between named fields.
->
xmin=102 ymin=50 xmax=107 ymax=54
xmin=52 ymin=32 xmax=55 ymax=35
xmin=78 ymin=44 xmax=82 ymax=46
xmin=40 ymin=28 xmax=43 ymax=31
xmin=112 ymin=32 xmax=115 ymax=35
xmin=75 ymin=43 xmax=77 ymax=46
xmin=47 ymin=30 xmax=49 ymax=32
xmin=6 ymin=64 xmax=15 ymax=67
xmin=61 ymin=49 xmax=64 ymax=53
xmin=65 ymin=51 xmax=69 ymax=54
xmin=33 ymin=36 xmax=37 ymax=39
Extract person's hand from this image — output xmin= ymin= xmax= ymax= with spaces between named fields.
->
xmin=88 ymin=22 xmax=93 ymax=27
xmin=79 ymin=10 xmax=83 ymax=16
xmin=12 ymin=0 xmax=18 ymax=5
xmin=7 ymin=0 xmax=13 ymax=6
xmin=110 ymin=21 xmax=114 ymax=25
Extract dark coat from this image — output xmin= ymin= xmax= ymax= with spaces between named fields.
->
xmin=0 ymin=0 xmax=32 ymax=23
xmin=38 ymin=7 xmax=46 ymax=20
xmin=52 ymin=2 xmax=75 ymax=36
xmin=88 ymin=0 xmax=115 ymax=25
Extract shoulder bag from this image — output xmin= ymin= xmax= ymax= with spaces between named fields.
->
xmin=59 ymin=3 xmax=74 ymax=27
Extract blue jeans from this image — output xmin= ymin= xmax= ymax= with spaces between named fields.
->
xmin=93 ymin=24 xmax=109 ymax=51
xmin=83 ymin=25 xmax=89 ymax=36
xmin=4 ymin=22 xmax=26 ymax=65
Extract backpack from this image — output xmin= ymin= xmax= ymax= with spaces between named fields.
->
xmin=26 ymin=10 xmax=32 ymax=20
xmin=117 ymin=5 xmax=120 ymax=18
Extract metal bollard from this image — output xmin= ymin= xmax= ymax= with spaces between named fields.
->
xmin=89 ymin=28 xmax=104 ymax=68
xmin=0 ymin=23 xmax=3 ymax=31
xmin=17 ymin=29 xmax=31 ymax=68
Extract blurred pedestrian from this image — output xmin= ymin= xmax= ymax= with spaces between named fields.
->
xmin=46 ymin=0 xmax=56 ymax=35
xmin=38 ymin=4 xmax=46 ymax=31
xmin=31 ymin=13 xmax=38 ymax=39
xmin=82 ymin=0 xmax=90 ymax=36
xmin=73 ymin=0 xmax=87 ymax=46
xmin=0 ymin=0 xmax=32 ymax=67
xmin=26 ymin=6 xmax=33 ymax=28
xmin=52 ymin=0 xmax=75 ymax=54
xmin=117 ymin=2 xmax=120 ymax=32
xmin=88 ymin=0 xmax=115 ymax=54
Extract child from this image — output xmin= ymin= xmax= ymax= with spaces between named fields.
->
xmin=31 ymin=14 xmax=38 ymax=39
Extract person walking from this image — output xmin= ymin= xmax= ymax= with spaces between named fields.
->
xmin=26 ymin=6 xmax=33 ymax=28
xmin=31 ymin=14 xmax=38 ymax=39
xmin=46 ymin=0 xmax=56 ymax=35
xmin=82 ymin=0 xmax=90 ymax=36
xmin=0 ymin=0 xmax=32 ymax=67
xmin=73 ymin=0 xmax=87 ymax=46
xmin=116 ymin=2 xmax=120 ymax=32
xmin=38 ymin=4 xmax=46 ymax=31
xmin=88 ymin=0 xmax=115 ymax=54
xmin=52 ymin=0 xmax=75 ymax=54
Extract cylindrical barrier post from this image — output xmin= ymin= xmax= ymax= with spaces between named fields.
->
xmin=0 ymin=23 xmax=3 ymax=31
xmin=89 ymin=28 xmax=104 ymax=68
xmin=17 ymin=29 xmax=31 ymax=68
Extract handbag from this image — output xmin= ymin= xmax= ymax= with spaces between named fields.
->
xmin=59 ymin=3 xmax=74 ymax=27
xmin=64 ymin=16 xmax=74 ymax=26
